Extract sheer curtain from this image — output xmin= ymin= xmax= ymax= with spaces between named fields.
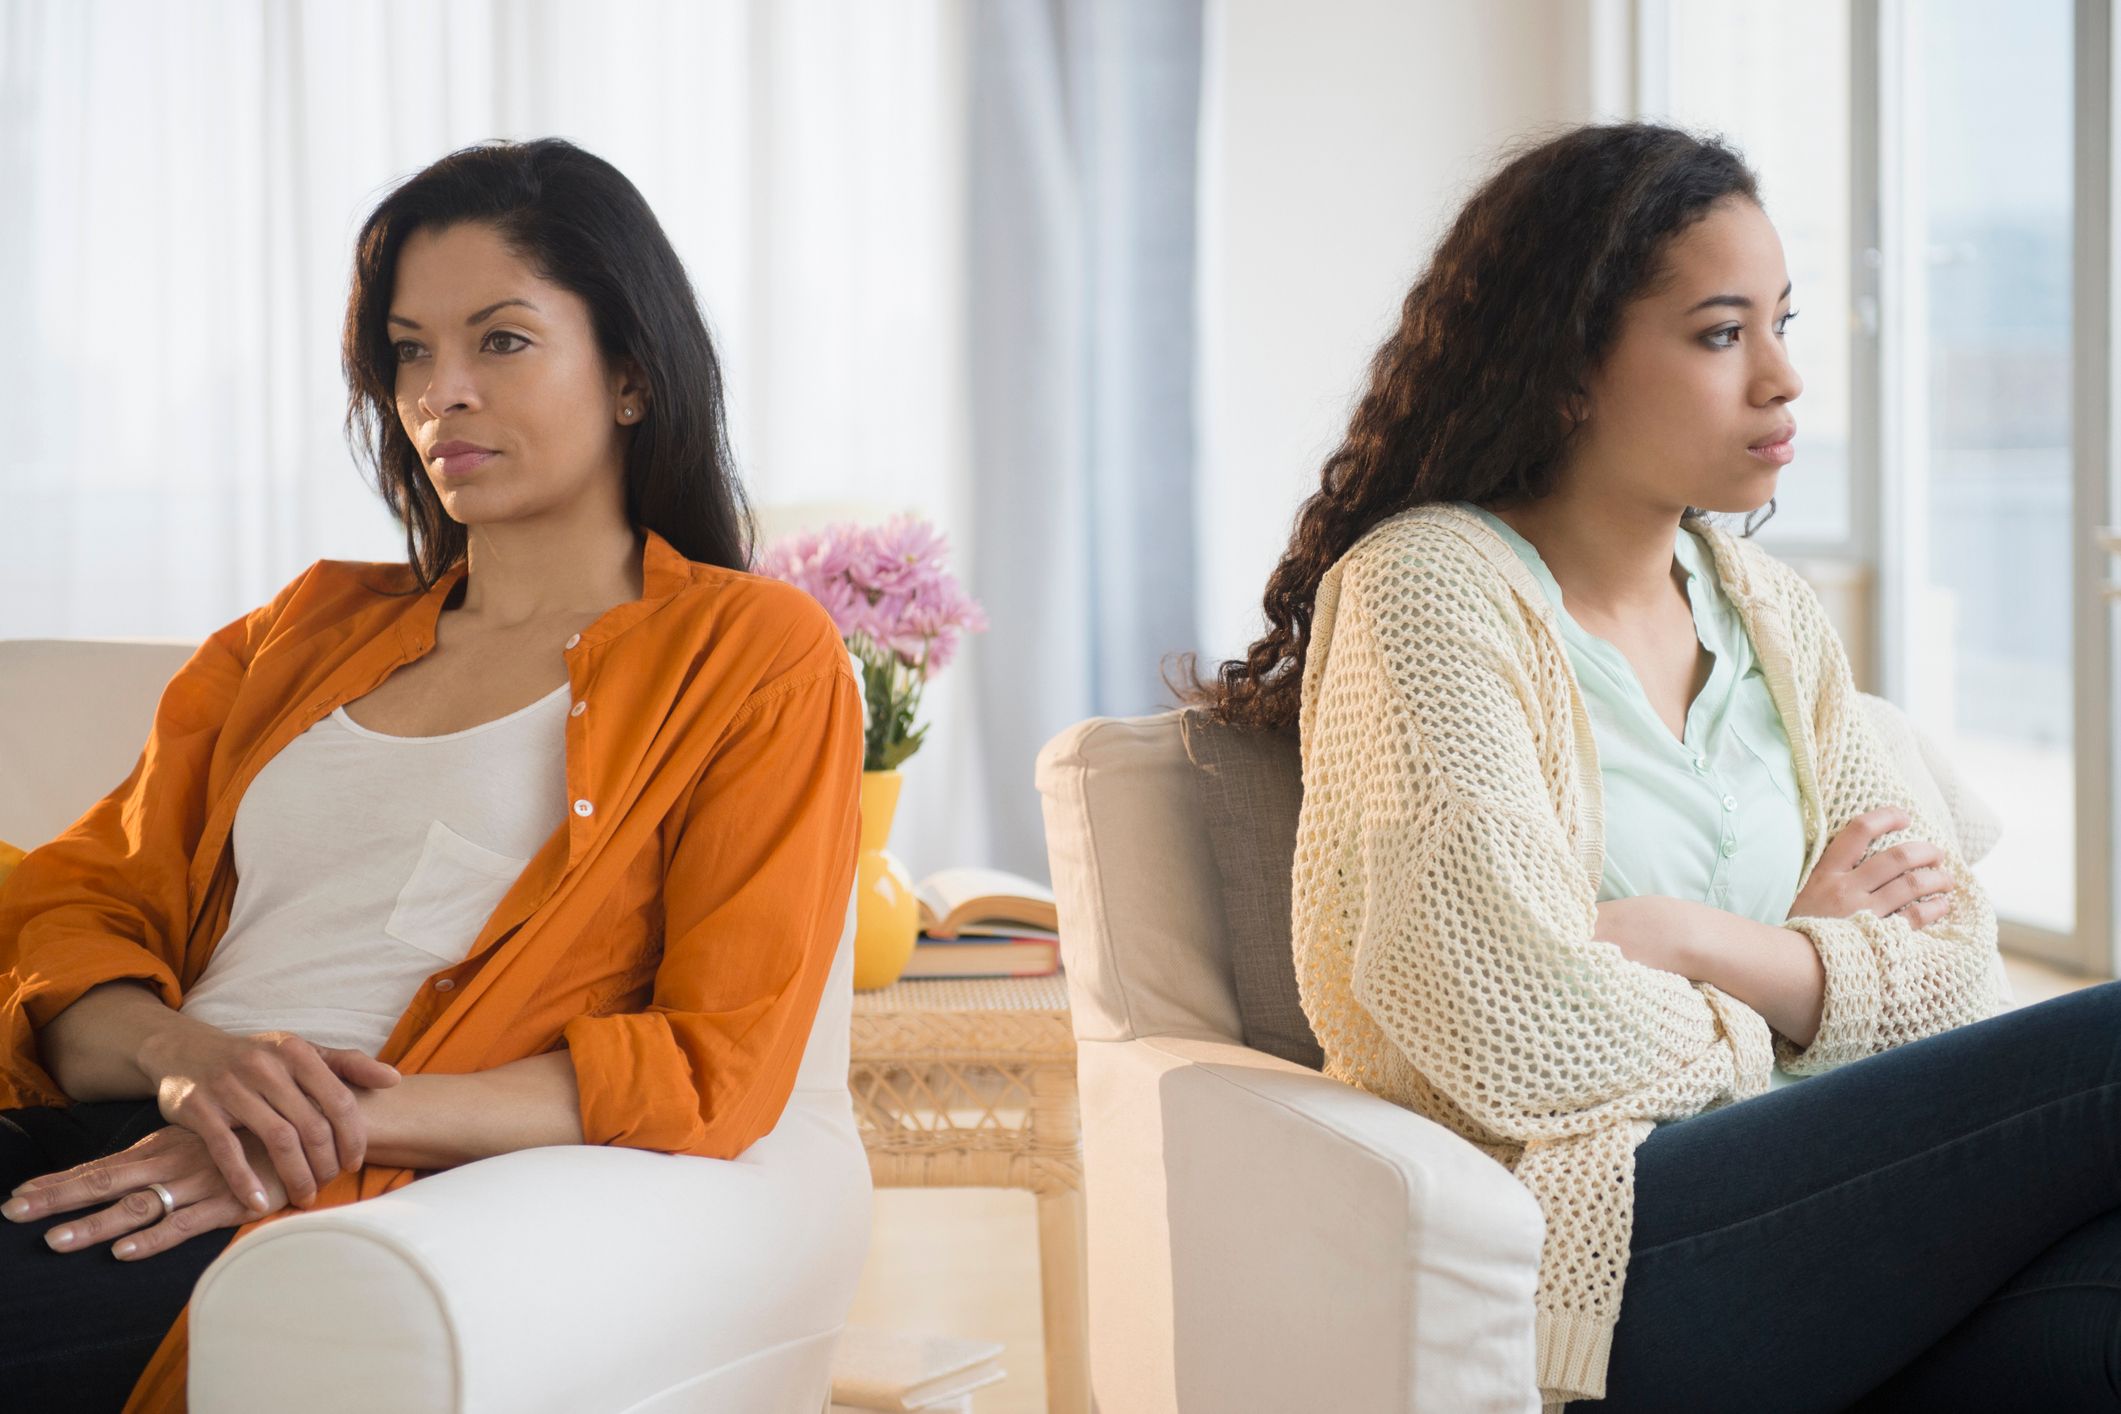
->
xmin=0 ymin=0 xmax=1206 ymax=880
xmin=0 ymin=0 xmax=1017 ymax=874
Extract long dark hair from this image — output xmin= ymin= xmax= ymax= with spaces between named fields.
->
xmin=341 ymin=137 xmax=751 ymax=587
xmin=1173 ymin=121 xmax=1777 ymax=734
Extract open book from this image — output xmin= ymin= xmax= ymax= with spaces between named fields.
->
xmin=913 ymin=866 xmax=1058 ymax=938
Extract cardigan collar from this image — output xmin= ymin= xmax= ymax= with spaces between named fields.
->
xmin=1404 ymin=502 xmax=1764 ymax=623
xmin=1396 ymin=500 xmax=1825 ymax=879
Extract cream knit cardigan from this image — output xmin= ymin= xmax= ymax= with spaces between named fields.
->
xmin=1290 ymin=502 xmax=2002 ymax=1409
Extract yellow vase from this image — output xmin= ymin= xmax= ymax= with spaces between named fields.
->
xmin=853 ymin=769 xmax=920 ymax=990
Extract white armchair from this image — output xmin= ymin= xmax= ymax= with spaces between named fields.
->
xmin=1032 ymin=697 xmax=2007 ymax=1414
xmin=0 ymin=637 xmax=872 ymax=1413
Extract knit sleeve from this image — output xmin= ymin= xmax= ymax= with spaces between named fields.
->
xmin=1773 ymin=577 xmax=2003 ymax=1074
xmin=1295 ymin=538 xmax=1763 ymax=1143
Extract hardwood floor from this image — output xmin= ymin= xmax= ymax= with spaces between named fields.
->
xmin=2000 ymin=949 xmax=2111 ymax=1007
xmin=846 ymin=1187 xmax=1048 ymax=1414
xmin=846 ymin=950 xmax=2112 ymax=1414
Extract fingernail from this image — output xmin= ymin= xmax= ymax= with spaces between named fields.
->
xmin=49 ymin=1227 xmax=72 ymax=1247
xmin=3 ymin=1198 xmax=29 ymax=1220
xmin=251 ymin=1190 xmax=270 ymax=1213
xmin=114 ymin=1239 xmax=136 ymax=1258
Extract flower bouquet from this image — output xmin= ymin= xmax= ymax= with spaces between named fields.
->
xmin=755 ymin=514 xmax=989 ymax=769
xmin=756 ymin=514 xmax=989 ymax=989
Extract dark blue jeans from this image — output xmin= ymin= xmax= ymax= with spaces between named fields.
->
xmin=0 ymin=1098 xmax=239 ymax=1413
xmin=1565 ymin=978 xmax=2121 ymax=1412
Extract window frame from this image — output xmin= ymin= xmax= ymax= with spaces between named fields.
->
xmin=1631 ymin=0 xmax=2120 ymax=977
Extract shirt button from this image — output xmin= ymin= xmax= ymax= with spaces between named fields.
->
xmin=1693 ymin=756 xmax=1709 ymax=773
xmin=434 ymin=978 xmax=455 ymax=992
xmin=565 ymin=633 xmax=582 ymax=650
xmin=573 ymin=798 xmax=594 ymax=817
xmin=1720 ymin=839 xmax=1737 ymax=858
xmin=1722 ymin=795 xmax=1737 ymax=811
xmin=570 ymin=700 xmax=587 ymax=717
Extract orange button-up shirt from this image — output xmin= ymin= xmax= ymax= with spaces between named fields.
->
xmin=0 ymin=526 xmax=864 ymax=1412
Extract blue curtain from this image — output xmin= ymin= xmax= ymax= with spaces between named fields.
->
xmin=967 ymin=0 xmax=1206 ymax=879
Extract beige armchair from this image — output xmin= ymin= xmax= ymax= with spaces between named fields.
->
xmin=1033 ymin=694 xmax=2006 ymax=1413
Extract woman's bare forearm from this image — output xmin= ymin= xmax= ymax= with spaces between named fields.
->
xmin=35 ymin=979 xmax=216 ymax=1101
xmin=42 ymin=987 xmax=588 ymax=1166
xmin=1672 ymin=903 xmax=1826 ymax=1049
xmin=1597 ymin=896 xmax=1825 ymax=1049
xmin=355 ymin=1050 xmax=585 ymax=1170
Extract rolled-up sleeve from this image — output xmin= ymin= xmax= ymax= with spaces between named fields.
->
xmin=0 ymin=570 xmax=310 ymax=1107
xmin=561 ymin=652 xmax=863 ymax=1158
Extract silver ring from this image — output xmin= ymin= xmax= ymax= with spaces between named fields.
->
xmin=146 ymin=1182 xmax=176 ymax=1218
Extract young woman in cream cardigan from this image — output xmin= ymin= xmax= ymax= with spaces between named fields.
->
xmin=1182 ymin=122 xmax=2121 ymax=1411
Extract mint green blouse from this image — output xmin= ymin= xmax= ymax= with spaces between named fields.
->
xmin=1459 ymin=504 xmax=1810 ymax=1091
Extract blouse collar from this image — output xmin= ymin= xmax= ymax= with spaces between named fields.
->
xmin=396 ymin=525 xmax=698 ymax=658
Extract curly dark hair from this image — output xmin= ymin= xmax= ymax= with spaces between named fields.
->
xmin=1171 ymin=120 xmax=1778 ymax=735
xmin=340 ymin=137 xmax=751 ymax=590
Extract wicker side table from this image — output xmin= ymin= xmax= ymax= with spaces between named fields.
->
xmin=848 ymin=974 xmax=1087 ymax=1414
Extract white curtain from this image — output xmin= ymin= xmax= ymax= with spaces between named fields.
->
xmin=0 ymin=0 xmax=1001 ymax=877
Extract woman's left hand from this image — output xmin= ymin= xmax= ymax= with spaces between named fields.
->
xmin=1 ymin=1123 xmax=291 ymax=1260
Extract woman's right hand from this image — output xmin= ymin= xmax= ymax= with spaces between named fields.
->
xmin=1787 ymin=807 xmax=1958 ymax=931
xmin=134 ymin=1024 xmax=401 ymax=1213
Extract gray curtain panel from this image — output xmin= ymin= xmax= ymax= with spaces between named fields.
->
xmin=969 ymin=0 xmax=1207 ymax=880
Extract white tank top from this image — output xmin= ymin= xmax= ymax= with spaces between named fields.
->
xmin=179 ymin=682 xmax=572 ymax=1057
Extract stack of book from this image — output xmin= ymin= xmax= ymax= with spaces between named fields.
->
xmin=905 ymin=867 xmax=1061 ymax=980
xmin=828 ymin=1324 xmax=1007 ymax=1411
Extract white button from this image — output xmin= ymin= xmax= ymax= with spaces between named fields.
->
xmin=434 ymin=978 xmax=455 ymax=992
xmin=573 ymin=798 xmax=594 ymax=817
xmin=565 ymin=633 xmax=582 ymax=650
xmin=1693 ymin=756 xmax=1709 ymax=772
xmin=1720 ymin=839 xmax=1737 ymax=858
xmin=1722 ymin=795 xmax=1737 ymax=811
xmin=570 ymin=700 xmax=587 ymax=717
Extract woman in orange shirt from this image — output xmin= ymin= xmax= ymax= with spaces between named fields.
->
xmin=0 ymin=137 xmax=863 ymax=1413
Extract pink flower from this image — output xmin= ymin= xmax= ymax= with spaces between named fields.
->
xmin=756 ymin=524 xmax=880 ymax=639
xmin=862 ymin=515 xmax=952 ymax=594
xmin=754 ymin=514 xmax=987 ymax=687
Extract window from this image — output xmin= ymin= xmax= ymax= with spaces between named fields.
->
xmin=1652 ymin=0 xmax=2101 ymax=963
xmin=1897 ymin=0 xmax=2076 ymax=936
xmin=1646 ymin=0 xmax=1855 ymax=549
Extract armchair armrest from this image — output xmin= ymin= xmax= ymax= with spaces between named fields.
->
xmin=189 ymin=1096 xmax=872 ymax=1413
xmin=1078 ymin=1033 xmax=1544 ymax=1414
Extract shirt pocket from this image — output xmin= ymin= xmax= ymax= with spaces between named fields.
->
xmin=384 ymin=818 xmax=531 ymax=962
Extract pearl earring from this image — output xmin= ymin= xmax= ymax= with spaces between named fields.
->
xmin=622 ymin=406 xmax=634 ymax=419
